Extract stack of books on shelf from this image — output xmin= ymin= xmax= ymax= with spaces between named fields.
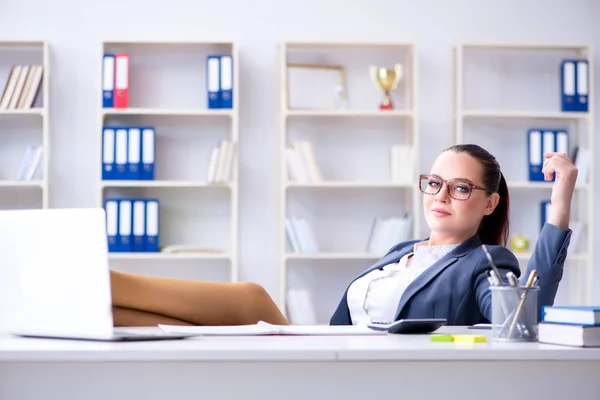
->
xmin=285 ymin=141 xmax=322 ymax=183
xmin=0 ymin=65 xmax=43 ymax=109
xmin=285 ymin=217 xmax=319 ymax=253
xmin=206 ymin=140 xmax=236 ymax=183
xmin=16 ymin=145 xmax=43 ymax=181
xmin=102 ymin=126 xmax=155 ymax=180
xmin=538 ymin=305 xmax=600 ymax=347
xmin=366 ymin=214 xmax=413 ymax=254
xmin=104 ymin=198 xmax=159 ymax=253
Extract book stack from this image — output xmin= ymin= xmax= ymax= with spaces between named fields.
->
xmin=206 ymin=140 xmax=236 ymax=183
xmin=16 ymin=145 xmax=43 ymax=180
xmin=0 ymin=65 xmax=43 ymax=109
xmin=285 ymin=141 xmax=322 ymax=183
xmin=102 ymin=126 xmax=155 ymax=180
xmin=366 ymin=214 xmax=413 ymax=255
xmin=538 ymin=306 xmax=600 ymax=347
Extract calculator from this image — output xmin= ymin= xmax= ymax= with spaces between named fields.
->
xmin=367 ymin=318 xmax=447 ymax=334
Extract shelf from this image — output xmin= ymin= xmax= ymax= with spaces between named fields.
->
xmin=458 ymin=43 xmax=590 ymax=52
xmin=108 ymin=252 xmax=232 ymax=260
xmin=0 ymin=108 xmax=45 ymax=116
xmin=285 ymin=109 xmax=413 ymax=118
xmin=0 ymin=181 xmax=44 ymax=188
xmin=285 ymin=252 xmax=383 ymax=260
xmin=101 ymin=181 xmax=233 ymax=189
xmin=285 ymin=181 xmax=412 ymax=189
xmin=102 ymin=108 xmax=234 ymax=117
xmin=460 ymin=110 xmax=589 ymax=120
xmin=507 ymin=181 xmax=590 ymax=190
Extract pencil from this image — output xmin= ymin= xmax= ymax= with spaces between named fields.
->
xmin=507 ymin=269 xmax=537 ymax=338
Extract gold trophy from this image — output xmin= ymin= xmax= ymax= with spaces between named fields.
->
xmin=369 ymin=64 xmax=403 ymax=110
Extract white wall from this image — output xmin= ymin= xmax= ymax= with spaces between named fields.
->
xmin=0 ymin=0 xmax=599 ymax=304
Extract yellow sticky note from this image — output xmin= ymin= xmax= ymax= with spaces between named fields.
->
xmin=430 ymin=334 xmax=454 ymax=342
xmin=451 ymin=334 xmax=487 ymax=343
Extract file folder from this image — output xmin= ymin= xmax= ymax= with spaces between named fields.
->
xmin=102 ymin=54 xmax=115 ymax=108
xmin=527 ymin=129 xmax=543 ymax=182
xmin=102 ymin=127 xmax=116 ymax=180
xmin=132 ymin=199 xmax=146 ymax=252
xmin=141 ymin=127 xmax=155 ymax=180
xmin=115 ymin=128 xmax=128 ymax=180
xmin=104 ymin=199 xmax=119 ymax=252
xmin=114 ymin=53 xmax=129 ymax=108
xmin=127 ymin=127 xmax=141 ymax=180
xmin=541 ymin=200 xmax=552 ymax=231
xmin=561 ymin=60 xmax=576 ymax=112
xmin=220 ymin=55 xmax=233 ymax=109
xmin=207 ymin=55 xmax=221 ymax=108
xmin=576 ymin=60 xmax=589 ymax=112
xmin=145 ymin=199 xmax=159 ymax=252
xmin=542 ymin=130 xmax=556 ymax=181
xmin=117 ymin=199 xmax=133 ymax=252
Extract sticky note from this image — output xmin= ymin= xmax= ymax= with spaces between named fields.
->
xmin=430 ymin=334 xmax=454 ymax=342
xmin=451 ymin=334 xmax=487 ymax=343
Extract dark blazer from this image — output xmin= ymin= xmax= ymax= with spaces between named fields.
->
xmin=330 ymin=223 xmax=571 ymax=326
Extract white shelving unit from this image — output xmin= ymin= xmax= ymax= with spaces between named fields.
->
xmin=278 ymin=41 xmax=419 ymax=323
xmin=453 ymin=42 xmax=594 ymax=305
xmin=98 ymin=41 xmax=239 ymax=283
xmin=0 ymin=41 xmax=50 ymax=210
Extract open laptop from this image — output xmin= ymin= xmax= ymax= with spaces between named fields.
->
xmin=0 ymin=207 xmax=196 ymax=341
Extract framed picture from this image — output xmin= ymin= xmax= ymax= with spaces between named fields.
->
xmin=286 ymin=63 xmax=348 ymax=110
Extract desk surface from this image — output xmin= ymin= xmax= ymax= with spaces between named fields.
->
xmin=1 ymin=326 xmax=599 ymax=363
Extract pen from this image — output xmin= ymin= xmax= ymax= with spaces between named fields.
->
xmin=481 ymin=245 xmax=504 ymax=286
xmin=507 ymin=269 xmax=537 ymax=338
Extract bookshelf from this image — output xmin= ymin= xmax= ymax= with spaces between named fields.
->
xmin=0 ymin=41 xmax=49 ymax=210
xmin=98 ymin=41 xmax=239 ymax=283
xmin=278 ymin=41 xmax=419 ymax=324
xmin=453 ymin=42 xmax=594 ymax=306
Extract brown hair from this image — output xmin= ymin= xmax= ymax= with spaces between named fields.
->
xmin=444 ymin=144 xmax=510 ymax=246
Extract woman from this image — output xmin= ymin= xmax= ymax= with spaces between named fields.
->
xmin=111 ymin=144 xmax=576 ymax=327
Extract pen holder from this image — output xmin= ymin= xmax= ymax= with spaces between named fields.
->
xmin=490 ymin=286 xmax=539 ymax=342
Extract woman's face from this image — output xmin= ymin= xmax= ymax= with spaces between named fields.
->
xmin=421 ymin=151 xmax=499 ymax=240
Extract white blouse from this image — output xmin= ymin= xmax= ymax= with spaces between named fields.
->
xmin=347 ymin=241 xmax=459 ymax=325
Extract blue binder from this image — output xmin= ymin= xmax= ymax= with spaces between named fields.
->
xmin=220 ymin=55 xmax=233 ymax=109
xmin=207 ymin=55 xmax=221 ymax=109
xmin=141 ymin=127 xmax=155 ymax=180
xmin=127 ymin=127 xmax=141 ymax=180
xmin=102 ymin=54 xmax=115 ymax=108
xmin=115 ymin=128 xmax=128 ymax=180
xmin=102 ymin=127 xmax=116 ymax=180
xmin=527 ymin=129 xmax=544 ymax=181
xmin=145 ymin=199 xmax=159 ymax=252
xmin=576 ymin=60 xmax=589 ymax=112
xmin=132 ymin=199 xmax=146 ymax=252
xmin=104 ymin=199 xmax=119 ymax=252
xmin=540 ymin=200 xmax=552 ymax=230
xmin=117 ymin=199 xmax=133 ymax=252
xmin=561 ymin=59 xmax=576 ymax=112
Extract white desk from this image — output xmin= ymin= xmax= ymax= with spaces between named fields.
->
xmin=1 ymin=326 xmax=599 ymax=399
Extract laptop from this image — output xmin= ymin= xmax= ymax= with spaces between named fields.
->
xmin=0 ymin=207 xmax=196 ymax=341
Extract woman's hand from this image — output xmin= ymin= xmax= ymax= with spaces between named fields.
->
xmin=542 ymin=152 xmax=578 ymax=230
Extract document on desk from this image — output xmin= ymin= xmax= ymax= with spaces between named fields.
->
xmin=158 ymin=321 xmax=386 ymax=336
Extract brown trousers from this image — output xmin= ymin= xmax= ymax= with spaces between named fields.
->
xmin=110 ymin=270 xmax=289 ymax=327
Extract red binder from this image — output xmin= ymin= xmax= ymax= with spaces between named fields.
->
xmin=114 ymin=53 xmax=129 ymax=108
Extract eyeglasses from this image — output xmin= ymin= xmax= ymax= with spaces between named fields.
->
xmin=418 ymin=174 xmax=491 ymax=201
